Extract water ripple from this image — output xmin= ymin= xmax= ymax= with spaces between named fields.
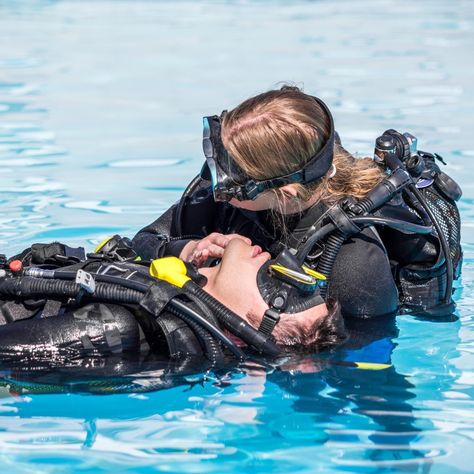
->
xmin=0 ymin=0 xmax=473 ymax=472
xmin=98 ymin=158 xmax=189 ymax=168
xmin=62 ymin=201 xmax=165 ymax=215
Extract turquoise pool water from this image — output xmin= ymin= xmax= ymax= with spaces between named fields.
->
xmin=1 ymin=0 xmax=474 ymax=472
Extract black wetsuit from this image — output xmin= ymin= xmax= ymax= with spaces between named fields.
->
xmin=132 ymin=181 xmax=444 ymax=319
xmin=0 ymin=256 xmax=209 ymax=367
xmin=0 ymin=299 xmax=210 ymax=368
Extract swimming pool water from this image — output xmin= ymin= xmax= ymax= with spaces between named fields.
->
xmin=1 ymin=0 xmax=474 ymax=472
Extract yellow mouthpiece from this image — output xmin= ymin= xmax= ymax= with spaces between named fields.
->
xmin=149 ymin=257 xmax=191 ymax=288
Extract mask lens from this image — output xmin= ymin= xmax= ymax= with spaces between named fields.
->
xmin=205 ymin=157 xmax=219 ymax=192
xmin=203 ymin=116 xmax=228 ymax=201
xmin=202 ymin=115 xmax=242 ymax=202
xmin=202 ymin=118 xmax=213 ymax=159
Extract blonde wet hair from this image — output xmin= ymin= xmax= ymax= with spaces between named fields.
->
xmin=221 ymin=86 xmax=384 ymax=208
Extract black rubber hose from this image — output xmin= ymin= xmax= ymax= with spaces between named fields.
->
xmin=182 ymin=282 xmax=281 ymax=357
xmin=166 ymin=305 xmax=225 ymax=366
xmin=297 ymin=170 xmax=417 ymax=289
xmin=409 ymin=184 xmax=454 ymax=304
xmin=4 ymin=274 xmax=245 ymax=359
xmin=51 ymin=271 xmax=151 ymax=293
xmin=316 ymin=230 xmax=346 ymax=298
xmin=32 ymin=266 xmax=277 ymax=356
xmin=355 ymin=168 xmax=412 ymax=214
xmin=403 ymin=187 xmax=431 ymax=225
xmin=297 ymin=217 xmax=433 ymax=266
xmin=379 ymin=151 xmax=453 ymax=304
xmin=0 ymin=277 xmax=142 ymax=304
xmin=184 ymin=291 xmax=237 ymax=361
xmin=168 ymin=298 xmax=245 ymax=360
xmin=296 ymin=223 xmax=337 ymax=264
xmin=350 ymin=217 xmax=434 ymax=235
xmin=48 ymin=270 xmax=245 ymax=359
xmin=7 ymin=271 xmax=247 ymax=360
xmin=185 ymin=291 xmax=221 ymax=328
xmin=308 ymin=217 xmax=433 ymax=299
xmin=176 ymin=174 xmax=203 ymax=235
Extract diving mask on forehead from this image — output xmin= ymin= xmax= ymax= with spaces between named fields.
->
xmin=202 ymin=96 xmax=336 ymax=202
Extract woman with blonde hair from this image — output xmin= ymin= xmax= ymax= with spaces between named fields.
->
xmin=133 ymin=86 xmax=461 ymax=321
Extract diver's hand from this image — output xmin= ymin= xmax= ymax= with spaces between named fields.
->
xmin=180 ymin=233 xmax=252 ymax=267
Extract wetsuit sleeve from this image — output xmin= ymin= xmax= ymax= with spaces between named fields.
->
xmin=132 ymin=181 xmax=222 ymax=261
xmin=329 ymin=227 xmax=399 ymax=318
xmin=132 ymin=204 xmax=192 ymax=260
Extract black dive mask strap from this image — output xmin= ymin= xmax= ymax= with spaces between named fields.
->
xmin=202 ymin=95 xmax=335 ymax=202
xmin=258 ymin=308 xmax=281 ymax=336
xmin=256 ymin=249 xmax=327 ymax=337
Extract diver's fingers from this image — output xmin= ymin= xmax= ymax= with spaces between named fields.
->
xmin=224 ymin=234 xmax=252 ymax=245
xmin=205 ymin=244 xmax=225 ymax=258
xmin=191 ymin=246 xmax=222 ymax=267
xmin=205 ymin=232 xmax=250 ymax=248
xmin=188 ymin=233 xmax=252 ymax=264
xmin=179 ymin=240 xmax=198 ymax=261
xmin=190 ymin=249 xmax=207 ymax=266
xmin=194 ymin=233 xmax=227 ymax=252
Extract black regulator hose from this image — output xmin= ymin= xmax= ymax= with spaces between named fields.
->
xmin=298 ymin=169 xmax=416 ymax=297
xmin=296 ymin=223 xmax=337 ymax=265
xmin=297 ymin=169 xmax=414 ymax=265
xmin=55 ymin=270 xmax=245 ymax=358
xmin=182 ymin=281 xmax=281 ymax=357
xmin=316 ymin=230 xmax=346 ymax=299
xmin=176 ymin=174 xmax=203 ymax=236
xmin=17 ymin=264 xmax=279 ymax=357
xmin=0 ymin=271 xmax=244 ymax=361
xmin=166 ymin=304 xmax=225 ymax=366
xmin=298 ymin=216 xmax=434 ymax=298
xmin=350 ymin=217 xmax=434 ymax=235
xmin=167 ymin=299 xmax=245 ymax=360
xmin=409 ymin=184 xmax=454 ymax=305
xmin=375 ymin=136 xmax=454 ymax=305
xmin=0 ymin=277 xmax=143 ymax=304
xmin=184 ymin=292 xmax=241 ymax=358
xmin=374 ymin=139 xmax=454 ymax=305
xmin=42 ymin=270 xmax=150 ymax=293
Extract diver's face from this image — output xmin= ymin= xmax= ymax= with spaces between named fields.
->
xmin=228 ymin=185 xmax=319 ymax=214
xmin=200 ymin=239 xmax=271 ymax=318
xmin=200 ymin=240 xmax=329 ymax=346
xmin=229 ymin=191 xmax=278 ymax=212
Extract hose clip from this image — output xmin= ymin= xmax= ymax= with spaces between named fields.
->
xmin=76 ymin=269 xmax=96 ymax=294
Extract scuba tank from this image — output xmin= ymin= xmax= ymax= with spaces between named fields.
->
xmin=0 ymin=235 xmax=281 ymax=369
xmin=291 ymin=130 xmax=462 ymax=317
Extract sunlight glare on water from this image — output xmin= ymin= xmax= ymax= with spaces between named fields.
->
xmin=0 ymin=1 xmax=474 ymax=473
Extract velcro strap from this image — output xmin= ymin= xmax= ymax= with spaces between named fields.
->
xmin=30 ymin=243 xmax=85 ymax=264
xmin=258 ymin=308 xmax=281 ymax=336
xmin=31 ymin=243 xmax=65 ymax=263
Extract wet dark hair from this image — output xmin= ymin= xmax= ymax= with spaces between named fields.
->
xmin=279 ymin=298 xmax=347 ymax=353
xmin=247 ymin=298 xmax=347 ymax=353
